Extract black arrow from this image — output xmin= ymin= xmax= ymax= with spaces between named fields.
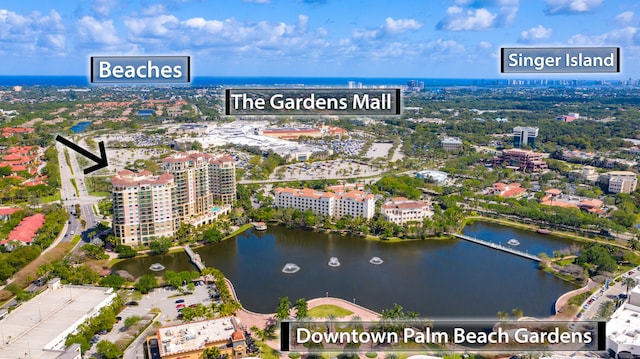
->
xmin=55 ymin=135 xmax=109 ymax=174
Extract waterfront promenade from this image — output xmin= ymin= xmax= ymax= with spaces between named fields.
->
xmin=450 ymin=233 xmax=541 ymax=261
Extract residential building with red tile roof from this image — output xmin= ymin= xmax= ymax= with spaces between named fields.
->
xmin=381 ymin=197 xmax=433 ymax=225
xmin=1 ymin=213 xmax=45 ymax=245
xmin=274 ymin=187 xmax=375 ymax=218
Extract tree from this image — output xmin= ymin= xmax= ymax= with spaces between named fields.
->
xmin=203 ymin=227 xmax=224 ymax=243
xmin=135 ymin=274 xmax=158 ymax=294
xmin=295 ymin=298 xmax=308 ymax=319
xmin=99 ymin=274 xmax=125 ymax=290
xmin=497 ymin=311 xmax=509 ymax=321
xmin=596 ymin=301 xmax=616 ymax=320
xmin=96 ymin=340 xmax=123 ymax=359
xmin=623 ymin=277 xmax=638 ymax=295
xmin=276 ymin=296 xmax=291 ymax=320
xmin=202 ymin=346 xmax=221 ymax=359
xmin=124 ymin=315 xmax=142 ymax=328
xmin=149 ymin=237 xmax=173 ymax=255
xmin=511 ymin=308 xmax=523 ymax=319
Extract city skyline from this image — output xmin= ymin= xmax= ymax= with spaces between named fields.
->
xmin=1 ymin=0 xmax=640 ymax=78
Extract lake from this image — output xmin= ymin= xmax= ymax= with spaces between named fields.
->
xmin=112 ymin=222 xmax=578 ymax=318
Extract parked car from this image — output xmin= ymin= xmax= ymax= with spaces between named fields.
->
xmin=175 ymin=299 xmax=185 ymax=304
xmin=176 ymin=304 xmax=185 ymax=309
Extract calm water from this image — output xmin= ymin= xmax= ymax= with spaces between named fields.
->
xmin=71 ymin=121 xmax=91 ymax=133
xmin=462 ymin=221 xmax=581 ymax=256
xmin=112 ymin=223 xmax=577 ymax=318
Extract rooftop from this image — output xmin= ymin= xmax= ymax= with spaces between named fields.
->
xmin=157 ymin=317 xmax=244 ymax=357
xmin=0 ymin=285 xmax=116 ymax=359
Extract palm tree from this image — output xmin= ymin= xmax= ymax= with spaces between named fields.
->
xmin=511 ymin=308 xmax=523 ymax=319
xmin=623 ymin=277 xmax=637 ymax=295
xmin=497 ymin=311 xmax=509 ymax=321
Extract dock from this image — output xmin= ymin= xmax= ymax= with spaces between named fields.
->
xmin=184 ymin=245 xmax=205 ymax=271
xmin=450 ymin=233 xmax=540 ymax=262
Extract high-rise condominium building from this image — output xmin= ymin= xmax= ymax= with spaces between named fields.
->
xmin=112 ymin=170 xmax=175 ymax=245
xmin=112 ymin=152 xmax=236 ymax=244
xmin=162 ymin=152 xmax=236 ymax=223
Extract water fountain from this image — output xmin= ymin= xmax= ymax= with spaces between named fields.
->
xmin=369 ymin=256 xmax=384 ymax=265
xmin=282 ymin=263 xmax=301 ymax=273
xmin=149 ymin=263 xmax=166 ymax=271
xmin=507 ymin=239 xmax=520 ymax=246
xmin=328 ymin=257 xmax=340 ymax=267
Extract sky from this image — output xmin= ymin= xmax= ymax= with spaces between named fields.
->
xmin=1 ymin=0 xmax=640 ymax=78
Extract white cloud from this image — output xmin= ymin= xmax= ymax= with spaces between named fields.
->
xmin=243 ymin=0 xmax=271 ymax=3
xmin=0 ymin=9 xmax=65 ymax=52
xmin=439 ymin=6 xmax=497 ymax=31
xmin=125 ymin=14 xmax=179 ymax=37
xmin=91 ymin=0 xmax=115 ymax=18
xmin=438 ymin=0 xmax=519 ymax=31
xmin=384 ymin=17 xmax=422 ymax=34
xmin=544 ymin=0 xmax=603 ymax=15
xmin=77 ymin=16 xmax=120 ymax=46
xmin=616 ymin=11 xmax=634 ymax=24
xmin=519 ymin=25 xmax=553 ymax=43
xmin=479 ymin=41 xmax=492 ymax=48
xmin=353 ymin=17 xmax=422 ymax=40
xmin=567 ymin=27 xmax=638 ymax=46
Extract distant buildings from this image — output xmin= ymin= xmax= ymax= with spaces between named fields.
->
xmin=569 ymin=166 xmax=599 ymax=183
xmin=492 ymin=149 xmax=548 ymax=172
xmin=540 ymin=188 xmax=606 ymax=214
xmin=513 ymin=126 xmax=539 ymax=148
xmin=152 ymin=317 xmax=246 ymax=359
xmin=262 ymin=126 xmax=347 ymax=140
xmin=382 ymin=197 xmax=432 ymax=225
xmin=556 ymin=113 xmax=579 ymax=122
xmin=113 ymin=152 xmax=237 ymax=245
xmin=599 ymin=171 xmax=638 ymax=194
xmin=1 ymin=127 xmax=34 ymax=137
xmin=606 ymin=284 xmax=640 ymax=359
xmin=491 ymin=182 xmax=526 ymax=198
xmin=416 ymin=170 xmax=448 ymax=185
xmin=274 ymin=187 xmax=375 ymax=219
xmin=440 ymin=137 xmax=463 ymax=151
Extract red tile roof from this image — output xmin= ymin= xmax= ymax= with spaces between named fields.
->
xmin=1 ymin=213 xmax=45 ymax=244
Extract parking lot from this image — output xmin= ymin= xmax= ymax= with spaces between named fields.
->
xmin=271 ymin=159 xmax=384 ymax=181
xmin=84 ymin=284 xmax=214 ymax=358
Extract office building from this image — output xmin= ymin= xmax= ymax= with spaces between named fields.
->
xmin=600 ymin=171 xmax=638 ymax=194
xmin=274 ymin=187 xmax=376 ymax=219
xmin=112 ymin=170 xmax=176 ymax=245
xmin=513 ymin=126 xmax=539 ymax=148
xmin=440 ymin=137 xmax=463 ymax=151
xmin=382 ymin=197 xmax=432 ymax=225
xmin=493 ymin=149 xmax=548 ymax=172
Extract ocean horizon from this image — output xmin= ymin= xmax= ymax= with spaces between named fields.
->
xmin=0 ymin=75 xmax=622 ymax=87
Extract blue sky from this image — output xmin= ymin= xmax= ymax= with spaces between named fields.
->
xmin=1 ymin=0 xmax=640 ymax=78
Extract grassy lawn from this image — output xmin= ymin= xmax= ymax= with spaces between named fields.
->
xmin=308 ymin=304 xmax=354 ymax=318
xmin=64 ymin=149 xmax=74 ymax=175
xmin=89 ymin=191 xmax=110 ymax=197
xmin=41 ymin=191 xmax=61 ymax=203
xmin=70 ymin=178 xmax=79 ymax=197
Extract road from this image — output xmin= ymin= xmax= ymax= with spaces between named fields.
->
xmin=56 ymin=142 xmax=102 ymax=248
xmin=578 ymin=267 xmax=640 ymax=321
